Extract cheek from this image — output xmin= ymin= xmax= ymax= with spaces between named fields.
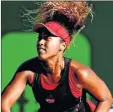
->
xmin=39 ymin=41 xmax=60 ymax=60
xmin=47 ymin=41 xmax=60 ymax=53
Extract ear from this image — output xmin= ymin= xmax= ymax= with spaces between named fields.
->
xmin=60 ymin=42 xmax=67 ymax=51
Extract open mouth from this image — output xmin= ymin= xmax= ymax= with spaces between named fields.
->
xmin=45 ymin=98 xmax=55 ymax=103
xmin=38 ymin=48 xmax=46 ymax=53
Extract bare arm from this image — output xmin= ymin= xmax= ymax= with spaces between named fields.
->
xmin=1 ymin=71 xmax=34 ymax=112
xmin=71 ymin=60 xmax=113 ymax=112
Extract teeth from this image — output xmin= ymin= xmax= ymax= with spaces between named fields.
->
xmin=39 ymin=48 xmax=45 ymax=50
xmin=39 ymin=48 xmax=44 ymax=50
xmin=39 ymin=49 xmax=45 ymax=53
xmin=45 ymin=98 xmax=55 ymax=103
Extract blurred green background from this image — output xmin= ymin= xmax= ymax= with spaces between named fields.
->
xmin=2 ymin=32 xmax=91 ymax=112
xmin=1 ymin=1 xmax=113 ymax=112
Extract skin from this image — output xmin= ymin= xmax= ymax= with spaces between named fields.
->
xmin=2 ymin=31 xmax=113 ymax=112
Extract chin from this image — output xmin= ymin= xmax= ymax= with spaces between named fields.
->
xmin=38 ymin=53 xmax=57 ymax=61
xmin=38 ymin=54 xmax=48 ymax=61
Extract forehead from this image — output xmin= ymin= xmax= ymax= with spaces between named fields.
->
xmin=38 ymin=28 xmax=61 ymax=40
xmin=37 ymin=28 xmax=63 ymax=41
xmin=38 ymin=27 xmax=52 ymax=36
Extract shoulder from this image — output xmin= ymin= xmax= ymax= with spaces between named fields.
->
xmin=15 ymin=70 xmax=35 ymax=86
xmin=15 ymin=57 xmax=42 ymax=74
xmin=19 ymin=57 xmax=41 ymax=68
xmin=70 ymin=60 xmax=96 ymax=83
xmin=70 ymin=59 xmax=91 ymax=73
xmin=15 ymin=71 xmax=35 ymax=80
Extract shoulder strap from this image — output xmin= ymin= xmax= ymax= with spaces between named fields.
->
xmin=61 ymin=57 xmax=71 ymax=82
xmin=64 ymin=57 xmax=71 ymax=67
xmin=33 ymin=73 xmax=40 ymax=86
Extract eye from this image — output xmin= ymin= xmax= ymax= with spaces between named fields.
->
xmin=46 ymin=37 xmax=52 ymax=41
xmin=38 ymin=32 xmax=45 ymax=40
xmin=38 ymin=32 xmax=53 ymax=41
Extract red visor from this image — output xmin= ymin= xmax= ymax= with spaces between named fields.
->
xmin=33 ymin=21 xmax=70 ymax=45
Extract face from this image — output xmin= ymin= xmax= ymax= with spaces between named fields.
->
xmin=37 ymin=31 xmax=65 ymax=61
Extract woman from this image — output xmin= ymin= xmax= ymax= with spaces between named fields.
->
xmin=2 ymin=1 xmax=112 ymax=112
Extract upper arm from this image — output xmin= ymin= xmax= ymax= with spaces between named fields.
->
xmin=70 ymin=60 xmax=112 ymax=102
xmin=2 ymin=71 xmax=34 ymax=108
xmin=79 ymin=68 xmax=112 ymax=101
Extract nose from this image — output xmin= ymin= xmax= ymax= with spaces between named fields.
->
xmin=38 ymin=39 xmax=45 ymax=46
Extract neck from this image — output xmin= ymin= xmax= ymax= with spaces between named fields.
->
xmin=42 ymin=54 xmax=64 ymax=78
xmin=47 ymin=55 xmax=64 ymax=73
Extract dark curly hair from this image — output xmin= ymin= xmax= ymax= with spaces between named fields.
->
xmin=34 ymin=1 xmax=93 ymax=35
xmin=21 ymin=1 xmax=93 ymax=38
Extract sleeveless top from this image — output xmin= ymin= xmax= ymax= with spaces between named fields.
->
xmin=32 ymin=57 xmax=91 ymax=112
